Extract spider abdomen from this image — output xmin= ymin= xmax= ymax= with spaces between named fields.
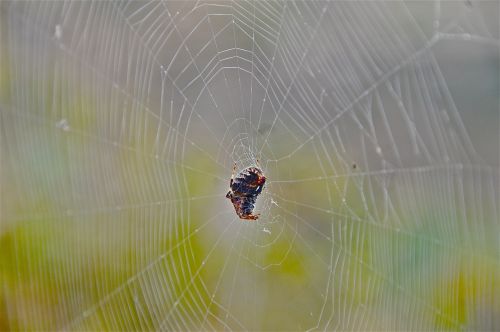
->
xmin=231 ymin=167 xmax=265 ymax=196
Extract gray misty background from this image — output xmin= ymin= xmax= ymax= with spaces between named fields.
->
xmin=1 ymin=1 xmax=499 ymax=331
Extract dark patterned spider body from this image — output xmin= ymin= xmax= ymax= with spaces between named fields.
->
xmin=226 ymin=164 xmax=266 ymax=220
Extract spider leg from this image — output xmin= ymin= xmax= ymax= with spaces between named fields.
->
xmin=241 ymin=213 xmax=259 ymax=221
xmin=230 ymin=163 xmax=236 ymax=186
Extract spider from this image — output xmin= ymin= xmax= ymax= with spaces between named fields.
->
xmin=226 ymin=162 xmax=266 ymax=220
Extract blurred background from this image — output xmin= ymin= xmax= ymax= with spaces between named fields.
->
xmin=1 ymin=1 xmax=499 ymax=330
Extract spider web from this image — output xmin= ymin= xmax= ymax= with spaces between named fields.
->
xmin=1 ymin=0 xmax=499 ymax=330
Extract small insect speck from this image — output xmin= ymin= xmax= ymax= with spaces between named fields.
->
xmin=352 ymin=163 xmax=357 ymax=169
xmin=56 ymin=119 xmax=70 ymax=131
xmin=54 ymin=24 xmax=62 ymax=40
